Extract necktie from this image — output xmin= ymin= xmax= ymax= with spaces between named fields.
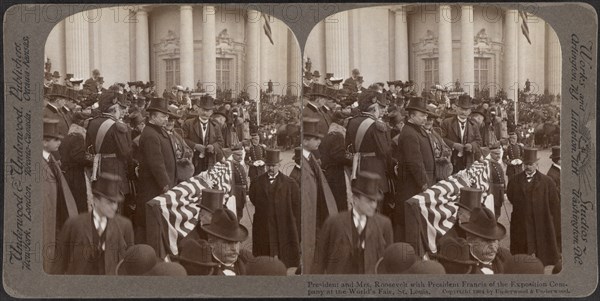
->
xmin=526 ymin=174 xmax=534 ymax=182
xmin=268 ymin=175 xmax=276 ymax=183
xmin=221 ymin=265 xmax=236 ymax=276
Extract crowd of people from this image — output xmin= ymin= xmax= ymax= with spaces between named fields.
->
xmin=42 ymin=68 xmax=302 ymax=276
xmin=301 ymin=67 xmax=562 ymax=275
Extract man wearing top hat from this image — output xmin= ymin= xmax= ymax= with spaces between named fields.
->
xmin=503 ymin=131 xmax=524 ymax=179
xmin=289 ymin=146 xmax=302 ymax=186
xmin=395 ymin=96 xmax=436 ymax=242
xmin=249 ymin=149 xmax=300 ymax=269
xmin=458 ymin=207 xmax=511 ymax=274
xmin=301 ymin=118 xmax=337 ymax=274
xmin=183 ymin=95 xmax=224 ymax=175
xmin=85 ymin=89 xmax=132 ymax=194
xmin=178 ymin=189 xmax=225 ymax=245
xmin=44 ymin=84 xmax=75 ymax=140
xmin=345 ymin=89 xmax=392 ymax=203
xmin=136 ymin=97 xmax=178 ymax=243
xmin=302 ymin=83 xmax=335 ymax=138
xmin=312 ymin=171 xmax=393 ymax=274
xmin=546 ymin=146 xmax=561 ymax=197
xmin=202 ymin=208 xmax=254 ymax=275
xmin=52 ymin=172 xmax=134 ymax=275
xmin=441 ymin=94 xmax=482 ymax=173
xmin=42 ymin=119 xmax=79 ymax=273
xmin=506 ymin=148 xmax=561 ymax=267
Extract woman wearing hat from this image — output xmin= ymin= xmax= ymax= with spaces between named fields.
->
xmin=506 ymin=148 xmax=561 ymax=267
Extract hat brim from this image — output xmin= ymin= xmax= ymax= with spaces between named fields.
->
xmin=172 ymin=255 xmax=218 ymax=268
xmin=352 ymin=187 xmax=383 ymax=201
xmin=304 ymin=132 xmax=324 ymax=139
xmin=44 ymin=133 xmax=64 ymax=140
xmin=265 ymin=160 xmax=282 ymax=165
xmin=457 ymin=104 xmax=473 ymax=109
xmin=430 ymin=253 xmax=477 ymax=265
xmin=459 ymin=222 xmax=506 ymax=240
xmin=405 ymin=106 xmax=430 ymax=115
xmin=308 ymin=92 xmax=337 ymax=101
xmin=374 ymin=257 xmax=385 ymax=274
xmin=523 ymin=157 xmax=540 ymax=165
xmin=201 ymin=223 xmax=248 ymax=242
xmin=147 ymin=107 xmax=171 ymax=115
xmin=93 ymin=189 xmax=125 ymax=202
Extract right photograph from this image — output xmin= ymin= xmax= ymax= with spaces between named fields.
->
xmin=301 ymin=4 xmax=562 ymax=275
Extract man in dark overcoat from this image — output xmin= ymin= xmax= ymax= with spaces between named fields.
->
xmin=302 ymin=83 xmax=334 ymax=138
xmin=546 ymin=146 xmax=561 ymax=198
xmin=319 ymin=111 xmax=352 ymax=211
xmin=312 ymin=171 xmax=393 ymax=274
xmin=249 ymin=149 xmax=300 ymax=269
xmin=506 ymin=148 xmax=561 ymax=267
xmin=395 ymin=96 xmax=436 ymax=242
xmin=136 ymin=97 xmax=177 ymax=243
xmin=182 ymin=95 xmax=224 ymax=175
xmin=52 ymin=173 xmax=134 ymax=275
xmin=441 ymin=94 xmax=482 ymax=173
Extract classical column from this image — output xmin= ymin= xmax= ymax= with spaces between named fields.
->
xmin=545 ymin=22 xmax=562 ymax=96
xmin=503 ymin=9 xmax=519 ymax=105
xmin=65 ymin=12 xmax=90 ymax=79
xmin=438 ymin=5 xmax=453 ymax=88
xmin=202 ymin=5 xmax=217 ymax=97
xmin=461 ymin=5 xmax=474 ymax=96
xmin=245 ymin=10 xmax=261 ymax=100
xmin=135 ymin=7 xmax=150 ymax=82
xmin=180 ymin=6 xmax=194 ymax=89
xmin=325 ymin=10 xmax=350 ymax=78
xmin=89 ymin=18 xmax=101 ymax=73
xmin=287 ymin=29 xmax=301 ymax=96
xmin=394 ymin=6 xmax=409 ymax=80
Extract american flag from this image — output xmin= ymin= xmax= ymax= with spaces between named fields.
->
xmin=520 ymin=11 xmax=531 ymax=44
xmin=405 ymin=161 xmax=490 ymax=256
xmin=262 ymin=12 xmax=274 ymax=45
xmin=146 ymin=161 xmax=233 ymax=258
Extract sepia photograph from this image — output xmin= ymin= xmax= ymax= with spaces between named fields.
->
xmin=41 ymin=4 xmax=302 ymax=276
xmin=302 ymin=3 xmax=562 ymax=275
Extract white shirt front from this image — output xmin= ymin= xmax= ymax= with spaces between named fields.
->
xmin=302 ymin=149 xmax=312 ymax=160
xmin=352 ymin=208 xmax=367 ymax=249
xmin=92 ymin=208 xmax=107 ymax=251
xmin=42 ymin=150 xmax=51 ymax=162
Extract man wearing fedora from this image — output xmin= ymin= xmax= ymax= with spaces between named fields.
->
xmin=395 ymin=96 xmax=436 ymax=242
xmin=312 ymin=171 xmax=393 ymax=274
xmin=249 ymin=149 xmax=300 ymax=269
xmin=202 ymin=208 xmax=253 ymax=275
xmin=52 ymin=173 xmax=134 ymax=275
xmin=459 ymin=207 xmax=511 ymax=274
xmin=506 ymin=148 xmax=561 ymax=267
xmin=136 ymin=97 xmax=178 ymax=244
xmin=42 ymin=119 xmax=79 ymax=273
xmin=546 ymin=145 xmax=561 ymax=198
xmin=301 ymin=118 xmax=337 ymax=274
xmin=85 ymin=90 xmax=133 ymax=202
xmin=441 ymin=94 xmax=482 ymax=173
xmin=183 ymin=95 xmax=224 ymax=175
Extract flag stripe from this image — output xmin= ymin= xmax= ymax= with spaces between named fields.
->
xmin=148 ymin=162 xmax=233 ymax=256
xmin=519 ymin=11 xmax=532 ymax=44
xmin=262 ymin=13 xmax=274 ymax=45
xmin=407 ymin=161 xmax=490 ymax=253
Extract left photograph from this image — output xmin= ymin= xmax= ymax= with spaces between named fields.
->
xmin=42 ymin=4 xmax=302 ymax=276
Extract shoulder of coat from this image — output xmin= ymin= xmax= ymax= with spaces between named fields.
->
xmin=374 ymin=120 xmax=388 ymax=132
xmin=115 ymin=121 xmax=128 ymax=133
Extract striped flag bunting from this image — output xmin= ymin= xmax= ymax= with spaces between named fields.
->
xmin=405 ymin=161 xmax=490 ymax=256
xmin=520 ymin=11 xmax=532 ymax=44
xmin=147 ymin=161 xmax=233 ymax=257
xmin=262 ymin=12 xmax=274 ymax=45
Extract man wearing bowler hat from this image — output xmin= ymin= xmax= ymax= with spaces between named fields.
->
xmin=395 ymin=96 xmax=436 ymax=242
xmin=183 ymin=95 xmax=224 ymax=175
xmin=136 ymin=97 xmax=177 ymax=243
xmin=301 ymin=118 xmax=337 ymax=274
xmin=312 ymin=171 xmax=393 ymax=274
xmin=441 ymin=94 xmax=482 ymax=173
xmin=202 ymin=208 xmax=253 ymax=275
xmin=459 ymin=207 xmax=511 ymax=274
xmin=431 ymin=236 xmax=477 ymax=274
xmin=42 ymin=119 xmax=79 ymax=273
xmin=507 ymin=148 xmax=561 ymax=267
xmin=52 ymin=173 xmax=134 ymax=275
xmin=249 ymin=149 xmax=300 ymax=269
xmin=546 ymin=145 xmax=561 ymax=198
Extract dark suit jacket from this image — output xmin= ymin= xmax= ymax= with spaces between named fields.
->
xmin=397 ymin=122 xmax=436 ymax=202
xmin=249 ymin=172 xmax=300 ymax=267
xmin=136 ymin=123 xmax=177 ymax=231
xmin=546 ymin=164 xmax=561 ymax=198
xmin=440 ymin=116 xmax=482 ymax=169
xmin=51 ymin=213 xmax=134 ymax=275
xmin=182 ymin=117 xmax=224 ymax=172
xmin=312 ymin=211 xmax=393 ymax=274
